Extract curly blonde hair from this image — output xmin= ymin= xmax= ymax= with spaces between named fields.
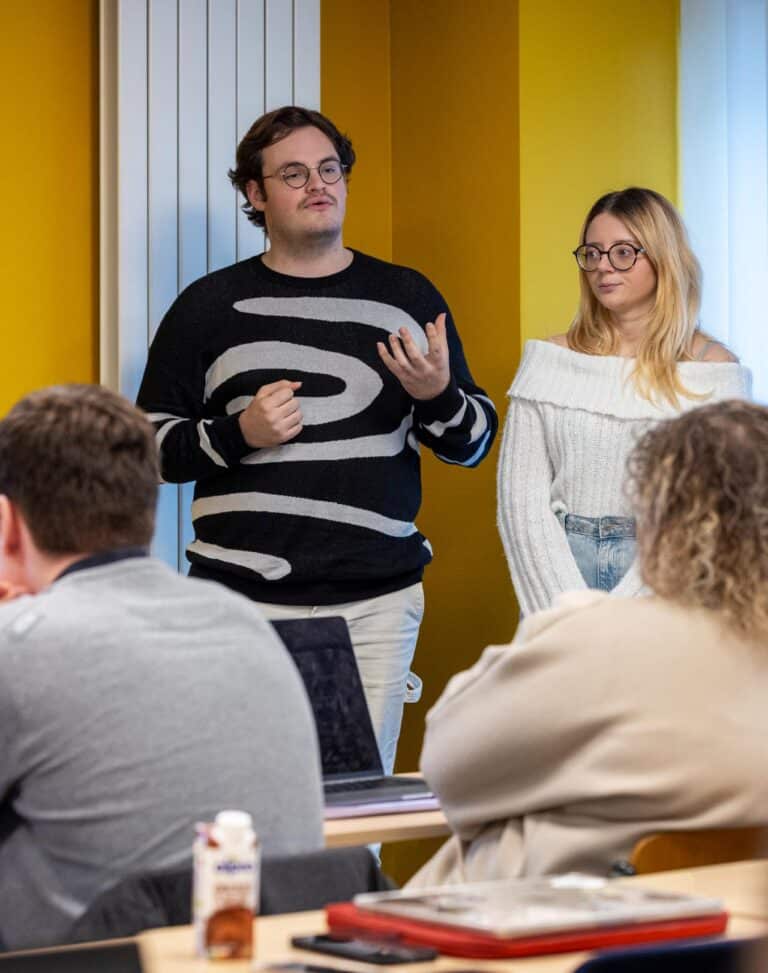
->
xmin=569 ymin=187 xmax=705 ymax=407
xmin=627 ymin=400 xmax=768 ymax=640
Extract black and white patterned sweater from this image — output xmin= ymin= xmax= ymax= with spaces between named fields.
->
xmin=137 ymin=250 xmax=497 ymax=604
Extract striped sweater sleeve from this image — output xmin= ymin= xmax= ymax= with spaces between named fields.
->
xmin=412 ymin=314 xmax=497 ymax=467
xmin=137 ymin=296 xmax=253 ymax=483
xmin=497 ymin=397 xmax=587 ymax=615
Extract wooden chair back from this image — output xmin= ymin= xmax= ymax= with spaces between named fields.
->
xmin=630 ymin=826 xmax=768 ymax=875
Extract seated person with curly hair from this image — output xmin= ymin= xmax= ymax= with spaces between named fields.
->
xmin=412 ymin=399 xmax=768 ymax=886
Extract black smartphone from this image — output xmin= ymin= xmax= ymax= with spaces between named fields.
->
xmin=255 ymin=964 xmax=378 ymax=973
xmin=290 ymin=933 xmax=438 ymax=964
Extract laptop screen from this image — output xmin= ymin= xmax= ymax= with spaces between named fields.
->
xmin=271 ymin=617 xmax=384 ymax=781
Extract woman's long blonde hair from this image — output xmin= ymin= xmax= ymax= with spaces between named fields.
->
xmin=628 ymin=400 xmax=768 ymax=642
xmin=569 ymin=187 xmax=704 ymax=406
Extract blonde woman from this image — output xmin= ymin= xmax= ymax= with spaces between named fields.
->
xmin=498 ymin=187 xmax=751 ymax=616
xmin=413 ymin=400 xmax=768 ymax=885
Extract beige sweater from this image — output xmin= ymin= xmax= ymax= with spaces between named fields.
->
xmin=411 ymin=591 xmax=768 ymax=887
xmin=498 ymin=341 xmax=751 ymax=616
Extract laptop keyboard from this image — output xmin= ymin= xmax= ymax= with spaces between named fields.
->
xmin=324 ymin=777 xmax=427 ymax=794
xmin=325 ymin=779 xmax=384 ymax=794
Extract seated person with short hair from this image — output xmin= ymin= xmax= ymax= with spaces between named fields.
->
xmin=0 ymin=385 xmax=324 ymax=950
xmin=412 ymin=399 xmax=768 ymax=886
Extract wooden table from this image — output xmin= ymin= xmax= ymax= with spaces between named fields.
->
xmin=324 ymin=807 xmax=449 ymax=848
xmin=614 ymin=857 xmax=768 ymax=921
xmin=136 ymin=860 xmax=768 ymax=973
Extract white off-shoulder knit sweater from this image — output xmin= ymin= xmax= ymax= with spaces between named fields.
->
xmin=498 ymin=339 xmax=752 ymax=616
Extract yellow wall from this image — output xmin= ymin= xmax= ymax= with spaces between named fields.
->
xmin=388 ymin=0 xmax=520 ymax=757
xmin=323 ymin=0 xmax=522 ymax=751
xmin=0 ymin=1 xmax=99 ymax=414
xmin=320 ymin=0 xmax=392 ymax=261
xmin=518 ymin=0 xmax=678 ymax=342
xmin=323 ymin=0 xmax=521 ymax=881
xmin=388 ymin=0 xmax=523 ymax=881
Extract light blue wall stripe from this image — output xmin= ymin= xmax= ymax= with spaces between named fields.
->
xmin=680 ymin=0 xmax=767 ymax=403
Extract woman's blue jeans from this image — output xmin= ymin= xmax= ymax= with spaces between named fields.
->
xmin=560 ymin=513 xmax=637 ymax=592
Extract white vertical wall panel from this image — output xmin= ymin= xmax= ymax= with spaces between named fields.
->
xmin=100 ymin=0 xmax=119 ymax=392
xmin=265 ymin=0 xmax=294 ymax=109
xmin=294 ymin=0 xmax=320 ymax=108
xmin=680 ymin=0 xmax=768 ymax=403
xmin=102 ymin=0 xmax=321 ymax=571
xmin=116 ymin=0 xmax=149 ymax=403
xmin=208 ymin=0 xmax=239 ymax=272
xmin=237 ymin=0 xmax=266 ymax=261
xmin=148 ymin=0 xmax=182 ymax=569
xmin=178 ymin=0 xmax=210 ymax=563
xmin=148 ymin=0 xmax=179 ymax=339
xmin=179 ymin=0 xmax=208 ymax=290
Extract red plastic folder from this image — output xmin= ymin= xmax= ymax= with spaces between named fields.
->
xmin=325 ymin=902 xmax=729 ymax=959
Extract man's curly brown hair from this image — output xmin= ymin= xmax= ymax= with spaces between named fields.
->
xmin=627 ymin=399 xmax=768 ymax=640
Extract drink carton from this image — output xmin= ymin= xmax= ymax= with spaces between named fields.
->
xmin=193 ymin=810 xmax=260 ymax=959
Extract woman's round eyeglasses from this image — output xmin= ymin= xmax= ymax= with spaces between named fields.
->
xmin=263 ymin=160 xmax=348 ymax=190
xmin=573 ymin=243 xmax=646 ymax=272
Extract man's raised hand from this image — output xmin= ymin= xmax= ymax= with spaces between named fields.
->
xmin=377 ymin=312 xmax=450 ymax=401
xmin=238 ymin=380 xmax=303 ymax=448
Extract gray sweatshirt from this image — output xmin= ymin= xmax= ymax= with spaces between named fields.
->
xmin=0 ymin=556 xmax=323 ymax=949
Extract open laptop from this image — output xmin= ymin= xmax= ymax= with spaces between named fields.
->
xmin=271 ymin=617 xmax=439 ymax=812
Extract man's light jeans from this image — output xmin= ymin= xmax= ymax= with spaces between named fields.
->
xmin=255 ymin=583 xmax=424 ymax=775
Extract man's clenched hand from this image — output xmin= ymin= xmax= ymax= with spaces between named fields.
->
xmin=239 ymin=380 xmax=303 ymax=448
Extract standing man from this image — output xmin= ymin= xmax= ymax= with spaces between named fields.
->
xmin=137 ymin=106 xmax=497 ymax=774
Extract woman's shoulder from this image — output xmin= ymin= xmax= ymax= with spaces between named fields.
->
xmin=703 ymin=343 xmax=739 ymax=363
xmin=690 ymin=334 xmax=739 ymax=363
xmin=507 ymin=338 xmax=652 ymax=419
xmin=514 ymin=336 xmax=615 ymax=371
xmin=509 ymin=337 xmax=600 ymax=394
xmin=679 ymin=337 xmax=751 ymax=400
xmin=544 ymin=332 xmax=739 ymax=362
xmin=548 ymin=333 xmax=570 ymax=349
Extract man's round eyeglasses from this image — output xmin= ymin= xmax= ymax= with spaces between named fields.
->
xmin=263 ymin=160 xmax=348 ymax=190
xmin=573 ymin=243 xmax=646 ymax=272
